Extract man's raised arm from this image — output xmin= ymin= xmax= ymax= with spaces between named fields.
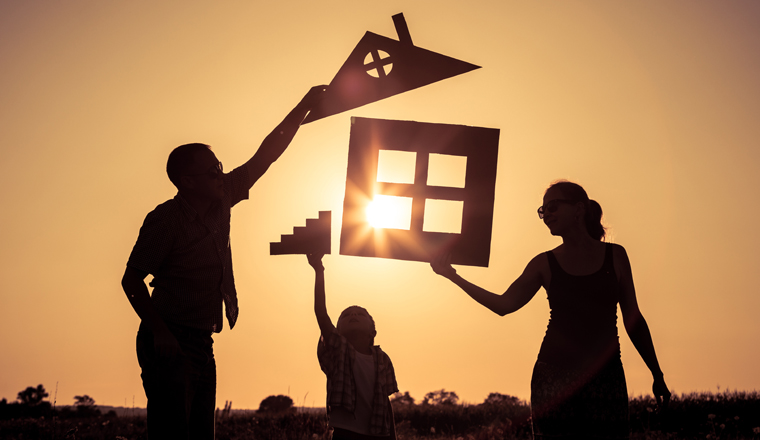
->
xmin=245 ymin=85 xmax=327 ymax=187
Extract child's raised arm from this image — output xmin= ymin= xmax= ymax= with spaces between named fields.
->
xmin=307 ymin=254 xmax=336 ymax=336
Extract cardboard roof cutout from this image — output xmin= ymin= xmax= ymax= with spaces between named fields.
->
xmin=302 ymin=13 xmax=480 ymax=124
xmin=270 ymin=211 xmax=331 ymax=255
xmin=340 ymin=117 xmax=499 ymax=267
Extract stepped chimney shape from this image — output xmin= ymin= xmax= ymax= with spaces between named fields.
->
xmin=270 ymin=211 xmax=331 ymax=255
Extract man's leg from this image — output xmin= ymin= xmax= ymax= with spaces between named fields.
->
xmin=137 ymin=324 xmax=191 ymax=440
xmin=186 ymin=333 xmax=216 ymax=440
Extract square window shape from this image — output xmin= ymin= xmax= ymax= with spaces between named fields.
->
xmin=423 ymin=199 xmax=464 ymax=234
xmin=427 ymin=153 xmax=467 ymax=188
xmin=366 ymin=195 xmax=413 ymax=230
xmin=377 ymin=149 xmax=416 ymax=184
xmin=341 ymin=117 xmax=500 ymax=267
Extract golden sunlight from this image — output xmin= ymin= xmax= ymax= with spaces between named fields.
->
xmin=365 ymin=195 xmax=412 ymax=229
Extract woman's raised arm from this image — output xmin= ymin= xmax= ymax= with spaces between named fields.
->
xmin=431 ymin=253 xmax=547 ymax=316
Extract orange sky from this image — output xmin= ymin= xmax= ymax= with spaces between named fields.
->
xmin=1 ymin=1 xmax=759 ymax=409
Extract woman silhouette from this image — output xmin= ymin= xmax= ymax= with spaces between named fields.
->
xmin=431 ymin=181 xmax=670 ymax=440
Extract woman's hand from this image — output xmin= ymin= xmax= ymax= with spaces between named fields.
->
xmin=430 ymin=252 xmax=457 ymax=280
xmin=653 ymin=375 xmax=671 ymax=409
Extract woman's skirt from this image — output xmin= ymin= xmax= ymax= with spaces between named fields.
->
xmin=530 ymin=359 xmax=629 ymax=440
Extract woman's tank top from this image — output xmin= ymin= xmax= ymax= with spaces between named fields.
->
xmin=537 ymin=243 xmax=622 ymax=371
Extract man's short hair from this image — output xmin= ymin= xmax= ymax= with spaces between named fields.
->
xmin=167 ymin=143 xmax=211 ymax=188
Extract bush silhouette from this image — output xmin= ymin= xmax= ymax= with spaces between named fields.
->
xmin=258 ymin=395 xmax=294 ymax=413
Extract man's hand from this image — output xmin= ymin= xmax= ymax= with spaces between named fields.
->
xmin=152 ymin=326 xmax=182 ymax=359
xmin=296 ymin=85 xmax=328 ymax=112
xmin=123 ymin=267 xmax=183 ymax=359
xmin=245 ymin=85 xmax=329 ymax=187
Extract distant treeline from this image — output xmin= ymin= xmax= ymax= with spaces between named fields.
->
xmin=2 ymin=386 xmax=760 ymax=439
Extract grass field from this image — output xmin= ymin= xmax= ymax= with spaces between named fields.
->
xmin=1 ymin=391 xmax=759 ymax=439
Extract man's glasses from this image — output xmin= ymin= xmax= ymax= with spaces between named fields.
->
xmin=185 ymin=161 xmax=223 ymax=179
xmin=537 ymin=199 xmax=575 ymax=219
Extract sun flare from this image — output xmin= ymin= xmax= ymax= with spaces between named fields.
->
xmin=365 ymin=195 xmax=412 ymax=230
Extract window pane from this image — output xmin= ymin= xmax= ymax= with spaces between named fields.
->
xmin=427 ymin=153 xmax=467 ymax=188
xmin=377 ymin=150 xmax=416 ymax=184
xmin=423 ymin=199 xmax=464 ymax=234
xmin=366 ymin=195 xmax=413 ymax=230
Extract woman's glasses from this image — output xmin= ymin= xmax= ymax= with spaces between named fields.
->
xmin=537 ymin=199 xmax=575 ymax=219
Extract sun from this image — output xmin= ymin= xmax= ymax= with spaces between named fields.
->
xmin=365 ymin=195 xmax=412 ymax=230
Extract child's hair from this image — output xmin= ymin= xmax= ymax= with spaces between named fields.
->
xmin=337 ymin=306 xmax=376 ymax=346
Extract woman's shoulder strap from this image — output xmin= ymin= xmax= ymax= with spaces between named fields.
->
xmin=544 ymin=250 xmax=561 ymax=273
xmin=604 ymin=242 xmax=620 ymax=272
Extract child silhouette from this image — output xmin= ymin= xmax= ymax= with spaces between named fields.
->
xmin=308 ymin=254 xmax=398 ymax=440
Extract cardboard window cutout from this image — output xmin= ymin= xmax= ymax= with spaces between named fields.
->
xmin=271 ymin=211 xmax=331 ymax=255
xmin=340 ymin=118 xmax=499 ymax=267
xmin=302 ymin=13 xmax=480 ymax=124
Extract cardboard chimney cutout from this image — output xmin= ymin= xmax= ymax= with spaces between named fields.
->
xmin=301 ymin=13 xmax=480 ymax=124
xmin=270 ymin=211 xmax=331 ymax=255
xmin=340 ymin=117 xmax=499 ymax=267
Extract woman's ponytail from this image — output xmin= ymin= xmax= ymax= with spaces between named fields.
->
xmin=585 ymin=199 xmax=606 ymax=241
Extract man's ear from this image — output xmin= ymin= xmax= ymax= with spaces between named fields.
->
xmin=180 ymin=175 xmax=195 ymax=190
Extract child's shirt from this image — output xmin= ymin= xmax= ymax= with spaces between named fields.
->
xmin=328 ymin=350 xmax=375 ymax=434
xmin=318 ymin=329 xmax=398 ymax=436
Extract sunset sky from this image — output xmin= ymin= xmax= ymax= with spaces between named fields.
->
xmin=1 ymin=1 xmax=759 ymax=410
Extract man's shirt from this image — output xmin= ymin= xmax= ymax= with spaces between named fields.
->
xmin=127 ymin=165 xmax=250 ymax=332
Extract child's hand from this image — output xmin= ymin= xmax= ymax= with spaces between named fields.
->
xmin=307 ymin=253 xmax=325 ymax=271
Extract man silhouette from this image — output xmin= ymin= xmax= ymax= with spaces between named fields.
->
xmin=121 ymin=85 xmax=326 ymax=439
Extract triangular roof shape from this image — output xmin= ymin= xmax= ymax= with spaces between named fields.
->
xmin=302 ymin=13 xmax=480 ymax=124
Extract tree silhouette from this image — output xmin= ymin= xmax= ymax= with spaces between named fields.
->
xmin=17 ymin=384 xmax=48 ymax=406
xmin=422 ymin=389 xmax=459 ymax=406
xmin=258 ymin=395 xmax=294 ymax=413
xmin=483 ymin=392 xmax=521 ymax=406
xmin=73 ymin=394 xmax=98 ymax=417
xmin=74 ymin=395 xmax=96 ymax=408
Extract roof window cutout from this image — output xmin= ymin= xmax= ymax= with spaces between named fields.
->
xmin=364 ymin=50 xmax=393 ymax=78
